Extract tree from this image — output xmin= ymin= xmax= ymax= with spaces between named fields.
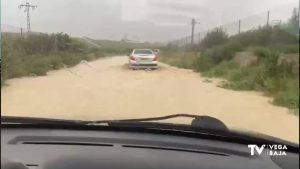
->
xmin=285 ymin=8 xmax=299 ymax=36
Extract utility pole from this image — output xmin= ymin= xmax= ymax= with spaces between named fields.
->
xmin=21 ymin=27 xmax=23 ymax=37
xmin=191 ymin=18 xmax=200 ymax=45
xmin=19 ymin=2 xmax=37 ymax=32
xmin=298 ymin=2 xmax=300 ymax=32
xmin=266 ymin=11 xmax=270 ymax=27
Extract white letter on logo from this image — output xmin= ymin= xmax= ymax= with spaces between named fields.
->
xmin=255 ymin=145 xmax=265 ymax=155
xmin=283 ymin=145 xmax=287 ymax=150
xmin=248 ymin=145 xmax=256 ymax=155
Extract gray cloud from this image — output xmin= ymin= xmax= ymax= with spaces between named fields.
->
xmin=1 ymin=0 xmax=298 ymax=42
xmin=148 ymin=1 xmax=208 ymax=14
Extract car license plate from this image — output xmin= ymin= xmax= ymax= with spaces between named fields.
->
xmin=139 ymin=58 xmax=150 ymax=62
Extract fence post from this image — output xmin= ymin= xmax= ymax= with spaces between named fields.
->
xmin=54 ymin=35 xmax=58 ymax=52
xmin=20 ymin=27 xmax=23 ymax=37
xmin=186 ymin=37 xmax=188 ymax=45
xmin=238 ymin=20 xmax=241 ymax=34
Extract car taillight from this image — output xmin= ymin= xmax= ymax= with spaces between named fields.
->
xmin=153 ymin=55 xmax=158 ymax=61
xmin=130 ymin=55 xmax=135 ymax=61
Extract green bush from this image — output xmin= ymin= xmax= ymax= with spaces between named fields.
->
xmin=230 ymin=26 xmax=298 ymax=47
xmin=194 ymin=42 xmax=243 ymax=72
xmin=273 ymin=79 xmax=299 ymax=109
xmin=253 ymin=48 xmax=297 ymax=78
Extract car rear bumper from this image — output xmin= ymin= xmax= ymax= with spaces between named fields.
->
xmin=129 ymin=63 xmax=158 ymax=69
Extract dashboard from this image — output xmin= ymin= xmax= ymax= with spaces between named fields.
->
xmin=1 ymin=127 xmax=299 ymax=169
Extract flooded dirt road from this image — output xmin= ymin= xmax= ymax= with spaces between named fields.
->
xmin=1 ymin=56 xmax=299 ymax=143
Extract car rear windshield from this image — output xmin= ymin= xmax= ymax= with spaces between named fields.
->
xmin=134 ymin=49 xmax=153 ymax=55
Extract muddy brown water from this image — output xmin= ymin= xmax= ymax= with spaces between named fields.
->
xmin=1 ymin=56 xmax=299 ymax=143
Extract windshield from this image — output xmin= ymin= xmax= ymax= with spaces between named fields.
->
xmin=134 ymin=49 xmax=153 ymax=54
xmin=1 ymin=0 xmax=299 ymax=144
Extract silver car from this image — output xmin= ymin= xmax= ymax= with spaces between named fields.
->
xmin=128 ymin=49 xmax=158 ymax=69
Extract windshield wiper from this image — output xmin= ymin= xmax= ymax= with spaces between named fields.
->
xmin=1 ymin=116 xmax=85 ymax=125
xmin=87 ymin=114 xmax=228 ymax=130
xmin=2 ymin=114 xmax=228 ymax=130
xmin=94 ymin=114 xmax=201 ymax=122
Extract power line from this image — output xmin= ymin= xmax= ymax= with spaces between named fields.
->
xmin=19 ymin=2 xmax=37 ymax=32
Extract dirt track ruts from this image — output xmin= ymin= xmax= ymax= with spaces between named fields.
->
xmin=1 ymin=56 xmax=299 ymax=143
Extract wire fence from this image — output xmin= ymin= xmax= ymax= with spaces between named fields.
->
xmin=168 ymin=4 xmax=298 ymax=47
xmin=1 ymin=24 xmax=28 ymax=37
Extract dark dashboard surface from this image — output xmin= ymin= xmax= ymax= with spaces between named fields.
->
xmin=1 ymin=128 xmax=299 ymax=169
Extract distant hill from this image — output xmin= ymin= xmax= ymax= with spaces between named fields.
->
xmin=90 ymin=38 xmax=162 ymax=49
xmin=1 ymin=24 xmax=41 ymax=35
xmin=1 ymin=24 xmax=22 ymax=33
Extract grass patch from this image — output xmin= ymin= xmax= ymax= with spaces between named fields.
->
xmin=273 ymin=79 xmax=299 ymax=109
xmin=0 ymin=33 xmax=138 ymax=86
xmin=160 ymin=51 xmax=199 ymax=69
xmin=202 ymin=61 xmax=239 ymax=77
xmin=200 ymin=52 xmax=299 ymax=112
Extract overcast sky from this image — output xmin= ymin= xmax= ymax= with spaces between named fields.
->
xmin=1 ymin=0 xmax=298 ymax=42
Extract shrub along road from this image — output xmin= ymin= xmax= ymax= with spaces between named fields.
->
xmin=1 ymin=56 xmax=298 ymax=143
